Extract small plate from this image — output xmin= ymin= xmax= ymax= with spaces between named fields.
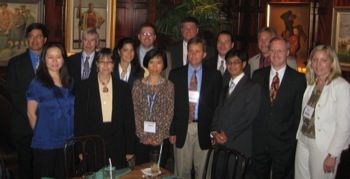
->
xmin=141 ymin=167 xmax=162 ymax=176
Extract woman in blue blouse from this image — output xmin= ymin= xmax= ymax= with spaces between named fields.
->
xmin=27 ymin=43 xmax=74 ymax=179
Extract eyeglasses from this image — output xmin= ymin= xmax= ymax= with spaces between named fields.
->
xmin=141 ymin=32 xmax=155 ymax=37
xmin=98 ymin=61 xmax=114 ymax=65
xmin=226 ymin=61 xmax=242 ymax=65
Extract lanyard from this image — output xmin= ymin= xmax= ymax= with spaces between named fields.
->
xmin=145 ymin=78 xmax=161 ymax=116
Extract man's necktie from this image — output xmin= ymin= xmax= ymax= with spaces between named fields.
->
xmin=228 ymin=80 xmax=235 ymax=96
xmin=189 ymin=70 xmax=197 ymax=122
xmin=82 ymin=56 xmax=90 ymax=80
xmin=270 ymin=72 xmax=279 ymax=105
xmin=219 ymin=60 xmax=225 ymax=75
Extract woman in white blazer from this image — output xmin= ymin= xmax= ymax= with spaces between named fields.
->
xmin=295 ymin=45 xmax=350 ymax=179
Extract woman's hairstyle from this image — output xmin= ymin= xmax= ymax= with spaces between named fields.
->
xmin=96 ymin=48 xmax=114 ymax=63
xmin=305 ymin=45 xmax=341 ymax=85
xmin=36 ymin=43 xmax=71 ymax=88
xmin=225 ymin=48 xmax=248 ymax=63
xmin=112 ymin=37 xmax=142 ymax=73
xmin=143 ymin=48 xmax=167 ymax=70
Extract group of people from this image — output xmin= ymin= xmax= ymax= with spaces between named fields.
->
xmin=6 ymin=16 xmax=350 ymax=179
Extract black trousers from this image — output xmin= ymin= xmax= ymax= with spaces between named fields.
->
xmin=33 ymin=148 xmax=65 ymax=179
xmin=252 ymin=145 xmax=295 ymax=179
xmin=14 ymin=134 xmax=33 ymax=179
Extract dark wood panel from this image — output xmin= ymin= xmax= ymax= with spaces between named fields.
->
xmin=44 ymin=0 xmax=64 ymax=43
xmin=334 ymin=0 xmax=350 ymax=6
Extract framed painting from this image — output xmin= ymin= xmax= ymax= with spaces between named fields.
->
xmin=267 ymin=2 xmax=313 ymax=65
xmin=65 ymin=0 xmax=116 ymax=55
xmin=0 ymin=0 xmax=44 ymax=66
xmin=332 ymin=7 xmax=350 ymax=71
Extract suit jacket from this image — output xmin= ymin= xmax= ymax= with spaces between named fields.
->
xmin=168 ymin=41 xmax=215 ymax=70
xmin=212 ymin=75 xmax=261 ymax=157
xmin=252 ymin=66 xmax=306 ymax=151
xmin=169 ymin=65 xmax=222 ymax=150
xmin=74 ymin=75 xmax=135 ymax=168
xmin=113 ymin=64 xmax=144 ymax=87
xmin=296 ymin=77 xmax=350 ymax=157
xmin=67 ymin=51 xmax=98 ymax=91
xmin=249 ymin=53 xmax=297 ymax=77
xmin=6 ymin=50 xmax=34 ymax=137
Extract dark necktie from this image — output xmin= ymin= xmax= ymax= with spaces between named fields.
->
xmin=259 ymin=55 xmax=271 ymax=68
xmin=219 ymin=60 xmax=225 ymax=75
xmin=82 ymin=56 xmax=90 ymax=79
xmin=189 ymin=70 xmax=197 ymax=122
xmin=270 ymin=72 xmax=279 ymax=105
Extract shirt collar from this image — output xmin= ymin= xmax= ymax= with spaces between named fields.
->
xmin=230 ymin=73 xmax=244 ymax=85
xmin=189 ymin=63 xmax=202 ymax=72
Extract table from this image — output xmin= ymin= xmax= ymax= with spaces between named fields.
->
xmin=78 ymin=162 xmax=173 ymax=179
xmin=121 ymin=162 xmax=172 ymax=179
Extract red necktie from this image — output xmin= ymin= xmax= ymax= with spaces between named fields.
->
xmin=270 ymin=72 xmax=279 ymax=105
xmin=189 ymin=70 xmax=197 ymax=122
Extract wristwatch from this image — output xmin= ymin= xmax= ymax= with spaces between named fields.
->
xmin=210 ymin=131 xmax=217 ymax=138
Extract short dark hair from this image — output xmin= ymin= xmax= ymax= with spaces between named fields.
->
xmin=143 ymin=48 xmax=167 ymax=70
xmin=217 ymin=30 xmax=234 ymax=43
xmin=187 ymin=37 xmax=206 ymax=52
xmin=25 ymin=23 xmax=48 ymax=38
xmin=181 ymin=16 xmax=199 ymax=27
xmin=225 ymin=49 xmax=248 ymax=63
xmin=36 ymin=43 xmax=70 ymax=88
xmin=138 ymin=22 xmax=157 ymax=35
xmin=97 ymin=48 xmax=114 ymax=63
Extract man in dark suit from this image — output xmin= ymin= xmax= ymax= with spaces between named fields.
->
xmin=6 ymin=23 xmax=48 ymax=179
xmin=169 ymin=37 xmax=222 ymax=179
xmin=252 ymin=37 xmax=306 ymax=179
xmin=67 ymin=28 xmax=99 ymax=90
xmin=168 ymin=16 xmax=214 ymax=70
xmin=211 ymin=49 xmax=261 ymax=179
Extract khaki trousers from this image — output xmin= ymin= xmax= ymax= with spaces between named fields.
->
xmin=174 ymin=123 xmax=208 ymax=179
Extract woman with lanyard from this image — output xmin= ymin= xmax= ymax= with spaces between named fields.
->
xmin=132 ymin=48 xmax=174 ymax=167
xmin=113 ymin=37 xmax=144 ymax=87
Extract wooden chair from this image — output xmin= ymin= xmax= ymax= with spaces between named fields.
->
xmin=64 ymin=135 xmax=106 ymax=178
xmin=202 ymin=146 xmax=249 ymax=179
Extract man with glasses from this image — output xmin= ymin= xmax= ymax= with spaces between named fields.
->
xmin=252 ymin=37 xmax=306 ymax=179
xmin=7 ymin=22 xmax=48 ymax=179
xmin=67 ymin=28 xmax=99 ymax=91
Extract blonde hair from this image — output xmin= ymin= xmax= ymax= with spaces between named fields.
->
xmin=305 ymin=45 xmax=341 ymax=85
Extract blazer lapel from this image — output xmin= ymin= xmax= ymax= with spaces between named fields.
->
xmin=23 ymin=51 xmax=35 ymax=77
xmin=225 ymin=75 xmax=248 ymax=103
xmin=90 ymin=76 xmax=103 ymax=123
xmin=274 ymin=66 xmax=291 ymax=105
xmin=263 ymin=67 xmax=272 ymax=106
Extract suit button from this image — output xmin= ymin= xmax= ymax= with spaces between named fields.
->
xmin=318 ymin=129 xmax=321 ymax=132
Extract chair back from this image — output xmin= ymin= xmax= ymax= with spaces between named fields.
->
xmin=64 ymin=135 xmax=106 ymax=177
xmin=202 ymin=146 xmax=249 ymax=179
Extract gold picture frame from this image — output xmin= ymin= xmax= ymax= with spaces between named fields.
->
xmin=65 ymin=0 xmax=116 ymax=55
xmin=0 ymin=0 xmax=44 ymax=66
xmin=331 ymin=7 xmax=350 ymax=71
xmin=267 ymin=2 xmax=313 ymax=64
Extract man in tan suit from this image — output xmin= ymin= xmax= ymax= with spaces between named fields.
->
xmin=249 ymin=27 xmax=297 ymax=77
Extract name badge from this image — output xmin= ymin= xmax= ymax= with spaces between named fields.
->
xmin=144 ymin=121 xmax=156 ymax=133
xmin=303 ymin=105 xmax=314 ymax=119
xmin=188 ymin=90 xmax=199 ymax=103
